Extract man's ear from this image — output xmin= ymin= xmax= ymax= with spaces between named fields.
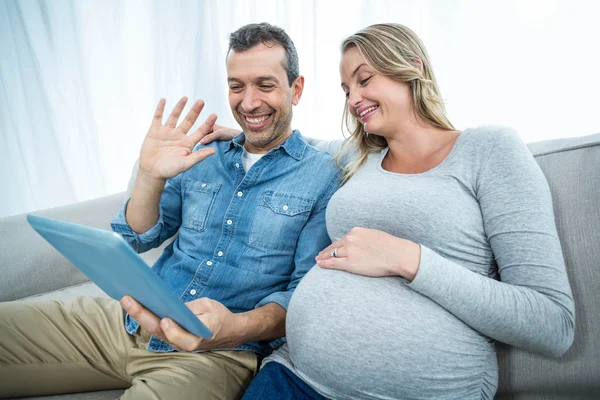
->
xmin=291 ymin=75 xmax=305 ymax=106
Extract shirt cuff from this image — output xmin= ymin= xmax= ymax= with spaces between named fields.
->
xmin=405 ymin=244 xmax=461 ymax=298
xmin=404 ymin=244 xmax=439 ymax=289
xmin=255 ymin=290 xmax=293 ymax=312
xmin=110 ymin=198 xmax=164 ymax=251
xmin=255 ymin=292 xmax=292 ymax=352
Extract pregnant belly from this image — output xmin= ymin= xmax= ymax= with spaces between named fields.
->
xmin=286 ymin=267 xmax=497 ymax=400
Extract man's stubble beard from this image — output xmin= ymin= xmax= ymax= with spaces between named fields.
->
xmin=241 ymin=106 xmax=293 ymax=149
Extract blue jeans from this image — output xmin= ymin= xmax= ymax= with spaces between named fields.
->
xmin=242 ymin=361 xmax=327 ymax=400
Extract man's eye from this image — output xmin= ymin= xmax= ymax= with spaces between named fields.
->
xmin=230 ymin=86 xmax=242 ymax=91
xmin=260 ymin=85 xmax=274 ymax=90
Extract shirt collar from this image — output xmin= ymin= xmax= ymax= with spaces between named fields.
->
xmin=226 ymin=130 xmax=307 ymax=161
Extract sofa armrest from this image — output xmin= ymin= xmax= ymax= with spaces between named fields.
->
xmin=0 ymin=192 xmax=126 ymax=302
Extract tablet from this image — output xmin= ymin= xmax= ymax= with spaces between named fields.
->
xmin=27 ymin=214 xmax=213 ymax=338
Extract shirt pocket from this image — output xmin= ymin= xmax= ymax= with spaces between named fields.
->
xmin=249 ymin=190 xmax=316 ymax=251
xmin=181 ymin=180 xmax=221 ymax=232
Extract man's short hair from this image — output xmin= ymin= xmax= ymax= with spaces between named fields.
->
xmin=228 ymin=22 xmax=299 ymax=87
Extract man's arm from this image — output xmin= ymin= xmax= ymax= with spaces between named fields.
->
xmin=111 ymin=97 xmax=217 ymax=252
xmin=235 ymin=303 xmax=286 ymax=344
xmin=121 ymin=296 xmax=285 ymax=352
xmin=126 ymin=97 xmax=216 ymax=233
xmin=122 ymin=165 xmax=343 ymax=352
xmin=126 ymin=170 xmax=166 ymax=234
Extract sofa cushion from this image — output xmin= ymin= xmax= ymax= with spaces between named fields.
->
xmin=25 ymin=390 xmax=125 ymax=400
xmin=496 ymin=133 xmax=600 ymax=398
xmin=23 ymin=281 xmax=108 ymax=302
xmin=0 ymin=193 xmax=126 ymax=302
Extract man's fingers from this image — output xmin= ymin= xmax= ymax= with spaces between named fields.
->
xmin=120 ymin=296 xmax=165 ymax=340
xmin=186 ymin=297 xmax=214 ymax=315
xmin=160 ymin=318 xmax=201 ymax=352
xmin=183 ymin=147 xmax=216 ymax=171
xmin=151 ymin=98 xmax=166 ymax=127
xmin=188 ymin=114 xmax=219 ymax=145
xmin=177 ymin=99 xmax=205 ymax=134
xmin=165 ymin=96 xmax=188 ymax=128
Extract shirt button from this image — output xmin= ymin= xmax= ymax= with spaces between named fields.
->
xmin=201 ymin=183 xmax=207 ymax=188
xmin=235 ymin=163 xmax=240 ymax=168
xmin=217 ymin=251 xmax=224 ymax=257
xmin=227 ymin=220 xmax=233 ymax=225
xmin=206 ymin=261 xmax=213 ymax=266
xmin=283 ymin=205 xmax=289 ymax=211
xmin=237 ymin=191 xmax=243 ymax=197
xmin=190 ymin=289 xmax=197 ymax=295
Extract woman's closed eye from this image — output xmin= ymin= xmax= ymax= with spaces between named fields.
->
xmin=359 ymin=76 xmax=372 ymax=86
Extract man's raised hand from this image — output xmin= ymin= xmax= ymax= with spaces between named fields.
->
xmin=139 ymin=97 xmax=217 ymax=180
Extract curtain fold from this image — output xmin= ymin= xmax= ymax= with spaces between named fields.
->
xmin=1 ymin=0 xmax=599 ymax=218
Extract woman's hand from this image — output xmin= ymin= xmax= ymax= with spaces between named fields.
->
xmin=315 ymin=227 xmax=421 ymax=280
xmin=198 ymin=124 xmax=242 ymax=145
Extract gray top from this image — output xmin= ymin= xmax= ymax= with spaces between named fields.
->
xmin=265 ymin=126 xmax=575 ymax=399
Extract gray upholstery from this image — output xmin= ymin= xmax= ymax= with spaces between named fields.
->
xmin=0 ymin=193 xmax=124 ymax=302
xmin=0 ymin=133 xmax=598 ymax=399
xmin=496 ymin=133 xmax=600 ymax=399
xmin=25 ymin=391 xmax=125 ymax=400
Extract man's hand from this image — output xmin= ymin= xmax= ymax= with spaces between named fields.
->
xmin=139 ymin=97 xmax=218 ymax=181
xmin=120 ymin=296 xmax=246 ymax=352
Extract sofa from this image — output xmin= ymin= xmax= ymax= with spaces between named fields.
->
xmin=1 ymin=132 xmax=599 ymax=399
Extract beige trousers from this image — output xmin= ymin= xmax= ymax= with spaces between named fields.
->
xmin=0 ymin=296 xmax=259 ymax=399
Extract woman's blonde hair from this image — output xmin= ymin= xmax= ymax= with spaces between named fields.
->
xmin=337 ymin=23 xmax=455 ymax=181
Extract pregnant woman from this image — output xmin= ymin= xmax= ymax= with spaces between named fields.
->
xmin=213 ymin=23 xmax=575 ymax=400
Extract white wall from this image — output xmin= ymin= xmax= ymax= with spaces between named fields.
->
xmin=1 ymin=0 xmax=599 ymax=217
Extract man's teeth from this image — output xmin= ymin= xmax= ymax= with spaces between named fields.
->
xmin=360 ymin=106 xmax=378 ymax=118
xmin=246 ymin=115 xmax=269 ymax=124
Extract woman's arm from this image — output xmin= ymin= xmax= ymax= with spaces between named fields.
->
xmin=407 ymin=130 xmax=575 ymax=357
xmin=317 ymin=129 xmax=575 ymax=357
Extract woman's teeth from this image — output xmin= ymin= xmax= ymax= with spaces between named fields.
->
xmin=360 ymin=106 xmax=378 ymax=118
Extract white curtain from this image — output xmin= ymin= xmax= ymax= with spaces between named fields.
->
xmin=1 ymin=0 xmax=599 ymax=218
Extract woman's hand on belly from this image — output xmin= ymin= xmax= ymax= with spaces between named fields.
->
xmin=315 ymin=227 xmax=421 ymax=280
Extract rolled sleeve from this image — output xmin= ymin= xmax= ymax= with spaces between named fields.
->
xmin=255 ymin=290 xmax=293 ymax=312
xmin=254 ymin=290 xmax=292 ymax=351
xmin=110 ymin=174 xmax=183 ymax=253
xmin=110 ymin=199 xmax=166 ymax=253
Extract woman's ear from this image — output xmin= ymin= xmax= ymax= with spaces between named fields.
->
xmin=413 ymin=57 xmax=423 ymax=73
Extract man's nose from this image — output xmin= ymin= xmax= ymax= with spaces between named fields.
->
xmin=240 ymin=88 xmax=262 ymax=113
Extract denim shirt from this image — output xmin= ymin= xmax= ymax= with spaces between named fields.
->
xmin=111 ymin=130 xmax=341 ymax=356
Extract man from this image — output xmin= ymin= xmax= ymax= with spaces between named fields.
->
xmin=0 ymin=23 xmax=340 ymax=399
